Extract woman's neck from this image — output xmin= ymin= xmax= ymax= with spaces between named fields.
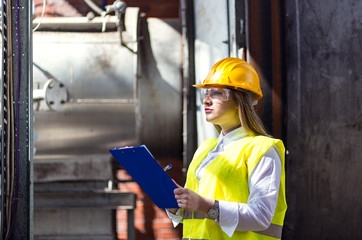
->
xmin=221 ymin=124 xmax=241 ymax=135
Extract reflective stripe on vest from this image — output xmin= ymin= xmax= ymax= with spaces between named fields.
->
xmin=253 ymin=223 xmax=283 ymax=239
xmin=184 ymin=210 xmax=211 ymax=220
xmin=184 ymin=210 xmax=283 ymax=239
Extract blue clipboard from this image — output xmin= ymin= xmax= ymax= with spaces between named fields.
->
xmin=109 ymin=145 xmax=179 ymax=209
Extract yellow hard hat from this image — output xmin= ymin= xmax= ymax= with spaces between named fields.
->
xmin=193 ymin=57 xmax=263 ymax=99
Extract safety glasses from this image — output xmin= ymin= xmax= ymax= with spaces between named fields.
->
xmin=200 ymin=88 xmax=231 ymax=103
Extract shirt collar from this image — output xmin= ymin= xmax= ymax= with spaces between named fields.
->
xmin=217 ymin=126 xmax=248 ymax=150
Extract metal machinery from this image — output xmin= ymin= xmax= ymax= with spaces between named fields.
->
xmin=32 ymin=4 xmax=141 ymax=240
xmin=0 ymin=0 xmax=183 ymax=239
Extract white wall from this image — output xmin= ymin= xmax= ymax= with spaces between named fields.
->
xmin=194 ymin=0 xmax=229 ymax=144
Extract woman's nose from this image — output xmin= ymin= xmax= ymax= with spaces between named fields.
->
xmin=203 ymin=95 xmax=212 ymax=105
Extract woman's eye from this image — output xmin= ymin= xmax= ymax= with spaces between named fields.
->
xmin=212 ymin=91 xmax=223 ymax=96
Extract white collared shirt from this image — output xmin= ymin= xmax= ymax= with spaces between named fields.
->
xmin=167 ymin=127 xmax=282 ymax=237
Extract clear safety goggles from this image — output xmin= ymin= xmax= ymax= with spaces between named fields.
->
xmin=200 ymin=88 xmax=231 ymax=103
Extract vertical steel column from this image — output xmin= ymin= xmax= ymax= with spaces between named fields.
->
xmin=1 ymin=0 xmax=33 ymax=239
xmin=181 ymin=0 xmax=197 ymax=171
xmin=247 ymin=0 xmax=274 ymax=134
xmin=227 ymin=0 xmax=247 ymax=58
xmin=0 ymin=0 xmax=10 ymax=238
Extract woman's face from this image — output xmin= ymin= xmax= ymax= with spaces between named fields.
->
xmin=201 ymin=88 xmax=240 ymax=133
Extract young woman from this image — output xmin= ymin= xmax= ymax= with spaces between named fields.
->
xmin=167 ymin=58 xmax=287 ymax=240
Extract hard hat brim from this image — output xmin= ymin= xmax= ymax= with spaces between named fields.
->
xmin=192 ymin=83 xmax=224 ymax=89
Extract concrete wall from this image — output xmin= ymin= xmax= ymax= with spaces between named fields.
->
xmin=284 ymin=0 xmax=362 ymax=239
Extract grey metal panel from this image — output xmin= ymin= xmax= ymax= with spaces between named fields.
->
xmin=34 ymin=209 xmax=114 ymax=235
xmin=32 ymin=13 xmax=183 ymax=159
xmin=33 ymin=31 xmax=135 ymax=100
xmin=284 ymin=0 xmax=362 ymax=239
xmin=34 ymin=103 xmax=137 ymax=157
xmin=34 ymin=190 xmax=136 ymax=239
xmin=33 ymin=155 xmax=113 ymax=182
xmin=32 ymin=30 xmax=138 ymax=158
xmin=34 ymin=190 xmax=136 ymax=209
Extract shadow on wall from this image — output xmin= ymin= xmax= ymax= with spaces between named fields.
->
xmin=122 ymin=17 xmax=183 ymax=239
xmin=138 ymin=17 xmax=183 ymax=158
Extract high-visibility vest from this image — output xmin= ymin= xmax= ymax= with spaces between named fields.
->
xmin=183 ymin=135 xmax=287 ymax=240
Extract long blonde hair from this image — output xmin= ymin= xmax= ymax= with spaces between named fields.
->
xmin=232 ymin=90 xmax=270 ymax=137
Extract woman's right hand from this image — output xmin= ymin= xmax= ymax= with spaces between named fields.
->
xmin=167 ymin=179 xmax=183 ymax=214
xmin=174 ymin=187 xmax=213 ymax=213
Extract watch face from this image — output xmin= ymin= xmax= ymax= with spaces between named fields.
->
xmin=208 ymin=208 xmax=219 ymax=219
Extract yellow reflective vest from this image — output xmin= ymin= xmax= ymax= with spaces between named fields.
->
xmin=183 ymin=135 xmax=287 ymax=240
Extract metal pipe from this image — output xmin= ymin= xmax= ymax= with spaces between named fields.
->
xmin=32 ymin=16 xmax=119 ymax=31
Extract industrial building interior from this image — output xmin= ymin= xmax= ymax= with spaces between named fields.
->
xmin=0 ymin=0 xmax=360 ymax=240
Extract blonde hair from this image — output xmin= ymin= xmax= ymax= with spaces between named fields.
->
xmin=232 ymin=90 xmax=270 ymax=137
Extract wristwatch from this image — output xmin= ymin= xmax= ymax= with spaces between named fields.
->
xmin=207 ymin=200 xmax=219 ymax=219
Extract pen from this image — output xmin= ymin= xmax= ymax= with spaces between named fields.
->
xmin=163 ymin=163 xmax=172 ymax=172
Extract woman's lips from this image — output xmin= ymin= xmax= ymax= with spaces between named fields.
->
xmin=204 ymin=108 xmax=212 ymax=113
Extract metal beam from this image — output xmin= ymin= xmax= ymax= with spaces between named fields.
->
xmin=1 ymin=0 xmax=33 ymax=239
xmin=34 ymin=190 xmax=136 ymax=209
xmin=34 ymin=190 xmax=136 ymax=240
